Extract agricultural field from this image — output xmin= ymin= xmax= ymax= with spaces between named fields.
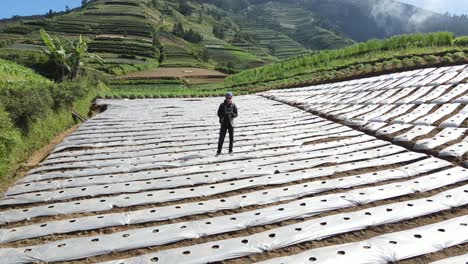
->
xmin=0 ymin=64 xmax=467 ymax=263
xmin=262 ymin=65 xmax=468 ymax=165
xmin=107 ymin=67 xmax=228 ymax=98
xmin=118 ymin=67 xmax=227 ymax=81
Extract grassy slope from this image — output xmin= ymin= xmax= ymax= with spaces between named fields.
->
xmin=0 ymin=0 xmax=357 ymax=76
xmin=0 ymin=59 xmax=103 ymax=184
xmin=102 ymin=33 xmax=468 ymax=98
xmin=225 ymin=33 xmax=465 ymax=86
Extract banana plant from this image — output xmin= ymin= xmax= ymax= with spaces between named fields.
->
xmin=40 ymin=29 xmax=101 ymax=81
xmin=40 ymin=29 xmax=71 ymax=82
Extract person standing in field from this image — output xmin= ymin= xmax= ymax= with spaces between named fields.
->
xmin=217 ymin=92 xmax=238 ymax=155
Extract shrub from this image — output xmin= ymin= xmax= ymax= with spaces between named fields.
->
xmin=48 ymin=81 xmax=90 ymax=110
xmin=402 ymin=57 xmax=414 ymax=67
xmin=451 ymin=52 xmax=466 ymax=62
xmin=0 ymin=82 xmax=53 ymax=130
xmin=454 ymin=36 xmax=468 ymax=47
xmin=424 ymin=54 xmax=440 ymax=64
xmin=442 ymin=54 xmax=454 ymax=64
xmin=412 ymin=56 xmax=426 ymax=66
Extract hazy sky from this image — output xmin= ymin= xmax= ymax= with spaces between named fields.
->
xmin=398 ymin=0 xmax=468 ymax=15
xmin=0 ymin=0 xmax=82 ymax=19
xmin=0 ymin=0 xmax=467 ymax=19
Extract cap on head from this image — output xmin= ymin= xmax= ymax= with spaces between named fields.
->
xmin=226 ymin=92 xmax=233 ymax=98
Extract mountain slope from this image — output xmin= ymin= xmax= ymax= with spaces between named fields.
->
xmin=0 ymin=0 xmax=467 ymax=75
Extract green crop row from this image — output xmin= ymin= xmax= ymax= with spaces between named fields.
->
xmin=225 ymin=32 xmax=464 ymax=87
xmin=227 ymin=50 xmax=468 ymax=93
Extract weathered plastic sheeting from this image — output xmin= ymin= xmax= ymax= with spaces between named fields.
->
xmin=415 ymin=128 xmax=467 ymax=151
xmin=257 ymin=216 xmax=468 ymax=264
xmin=5 ymin=139 xmax=390 ymax=198
xmin=396 ymin=86 xmax=434 ymax=104
xmin=352 ymin=105 xmax=396 ymax=121
xmin=341 ymin=92 xmax=372 ymax=104
xmin=6 ymin=136 xmax=381 ymax=195
xmin=55 ymin=114 xmax=315 ymax=144
xmin=440 ymin=66 xmax=465 ymax=74
xmin=326 ymin=105 xmax=364 ymax=116
xmin=16 ymin=135 xmax=375 ymax=191
xmin=430 ymin=254 xmax=468 ymax=264
xmin=47 ymin=115 xmax=321 ymax=158
xmin=96 ymin=195 xmax=468 ymax=264
xmin=0 ymin=152 xmax=435 ymax=225
xmin=439 ymin=137 xmax=468 ymax=158
xmin=72 ymin=109 xmax=313 ymax=137
xmin=26 ymin=130 xmax=363 ymax=184
xmin=433 ymin=83 xmax=468 ymax=104
xmin=387 ymin=76 xmax=415 ymax=89
xmin=18 ymin=137 xmax=307 ymax=183
xmin=379 ymin=88 xmax=416 ymax=104
xmin=40 ymin=140 xmax=297 ymax=167
xmin=375 ymin=124 xmax=413 ymax=136
xmin=71 ymin=114 xmax=305 ymax=136
xmin=399 ymin=75 xmax=428 ymax=88
xmin=432 ymin=83 xmax=468 ymax=104
xmin=413 ymin=103 xmax=460 ymax=126
xmin=363 ymin=122 xmax=388 ymax=131
xmin=416 ymin=67 xmax=437 ymax=76
xmin=348 ymin=90 xmax=383 ymax=102
xmin=51 ymin=121 xmax=343 ymax=155
xmin=453 ymin=93 xmax=468 ymax=104
xmin=367 ymin=90 xmax=401 ymax=104
xmin=392 ymin=104 xmax=437 ymax=124
xmin=337 ymin=105 xmax=379 ymax=120
xmin=447 ymin=71 xmax=468 ymax=84
xmin=412 ymin=85 xmax=452 ymax=104
xmin=372 ymin=104 xmax=415 ymax=122
xmin=440 ymin=104 xmax=468 ymax=128
xmin=393 ymin=125 xmax=437 ymax=142
xmin=418 ymin=73 xmax=446 ymax=87
xmin=1 ymin=174 xmax=466 ymax=264
xmin=59 ymin=116 xmax=313 ymax=144
xmin=30 ymin=123 xmax=347 ymax=174
xmin=0 ymin=144 xmax=406 ymax=205
xmin=304 ymin=103 xmax=348 ymax=113
xmin=431 ymin=71 xmax=462 ymax=86
xmin=0 ymin=157 xmax=448 ymax=244
xmin=46 ymin=138 xmax=300 ymax=164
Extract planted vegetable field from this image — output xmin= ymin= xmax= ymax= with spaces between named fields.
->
xmin=0 ymin=64 xmax=467 ymax=263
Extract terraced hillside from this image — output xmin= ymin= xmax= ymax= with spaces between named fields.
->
xmin=0 ymin=64 xmax=467 ymax=263
xmin=1 ymin=0 xmax=467 ymax=75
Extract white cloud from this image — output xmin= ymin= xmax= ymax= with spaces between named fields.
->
xmin=398 ymin=0 xmax=468 ymax=15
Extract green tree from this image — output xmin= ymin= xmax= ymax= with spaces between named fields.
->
xmin=212 ymin=24 xmax=224 ymax=39
xmin=178 ymin=0 xmax=192 ymax=16
xmin=40 ymin=29 xmax=101 ymax=81
xmin=40 ymin=29 xmax=71 ymax=81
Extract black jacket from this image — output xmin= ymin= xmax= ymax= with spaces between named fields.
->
xmin=217 ymin=100 xmax=238 ymax=127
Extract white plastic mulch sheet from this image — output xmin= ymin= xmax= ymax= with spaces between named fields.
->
xmin=90 ymin=187 xmax=468 ymax=264
xmin=262 ymin=64 xmax=468 ymax=159
xmin=0 ymin=157 xmax=447 ymax=243
xmin=1 ymin=171 xmax=467 ymax=263
xmin=1 ymin=67 xmax=468 ymax=264
xmin=256 ymin=215 xmax=468 ymax=264
xmin=415 ymin=128 xmax=466 ymax=151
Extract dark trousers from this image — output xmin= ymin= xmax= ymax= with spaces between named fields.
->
xmin=218 ymin=123 xmax=234 ymax=153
